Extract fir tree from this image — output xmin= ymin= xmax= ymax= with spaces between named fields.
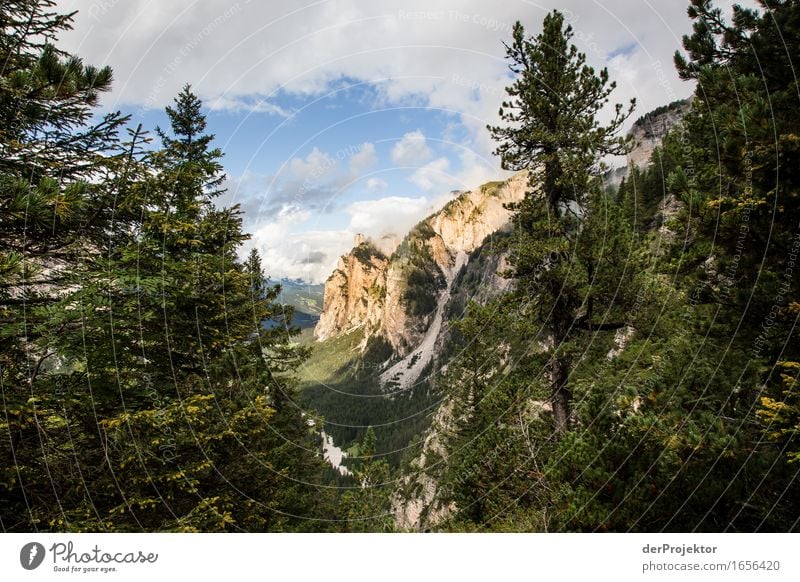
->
xmin=0 ymin=7 xmax=339 ymax=530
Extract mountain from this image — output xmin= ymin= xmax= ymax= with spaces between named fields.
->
xmin=604 ymin=98 xmax=690 ymax=188
xmin=302 ymin=102 xmax=688 ymax=518
xmin=627 ymin=99 xmax=691 ymax=168
xmin=391 ymin=102 xmax=694 ymax=531
xmin=314 ymin=96 xmax=692 ymax=352
xmin=315 ymin=172 xmax=528 ymax=383
xmin=276 ymin=277 xmax=324 ymax=329
xmin=296 ymin=172 xmax=526 ymax=470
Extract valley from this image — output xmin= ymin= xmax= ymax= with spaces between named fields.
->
xmin=5 ymin=1 xmax=798 ymax=537
xmin=293 ymin=101 xmax=688 ymax=485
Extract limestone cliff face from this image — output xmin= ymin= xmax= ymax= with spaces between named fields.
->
xmin=313 ymin=241 xmax=388 ymax=342
xmin=379 ymin=260 xmax=414 ymax=351
xmin=313 ymin=172 xmax=528 ymax=353
xmin=627 ymin=99 xmax=690 ymax=169
xmin=392 ymin=400 xmax=455 ymax=531
xmin=428 ymin=176 xmax=527 ymax=254
xmin=604 ymin=100 xmax=690 ymax=190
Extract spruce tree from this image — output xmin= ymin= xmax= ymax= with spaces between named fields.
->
xmin=665 ymin=0 xmax=800 ymax=529
xmin=65 ymin=88 xmax=327 ymax=531
xmin=672 ymin=0 xmax=800 ymax=361
xmin=0 ymin=5 xmax=338 ymax=529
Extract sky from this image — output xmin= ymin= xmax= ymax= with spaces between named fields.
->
xmin=55 ymin=0 xmax=746 ymax=283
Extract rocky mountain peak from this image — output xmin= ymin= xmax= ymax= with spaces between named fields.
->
xmin=313 ymin=172 xmax=529 ymax=357
xmin=627 ymin=99 xmax=690 ymax=169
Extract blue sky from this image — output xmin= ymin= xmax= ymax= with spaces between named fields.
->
xmin=55 ymin=0 xmax=749 ymax=282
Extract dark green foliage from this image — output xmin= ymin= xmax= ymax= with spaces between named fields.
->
xmin=342 ymin=427 xmax=394 ymax=532
xmin=488 ymin=9 xmax=636 ymax=435
xmin=0 ymin=4 xmax=340 ymax=532
xmin=617 ymin=146 xmax=680 ymax=235
xmin=4 ymin=0 xmax=800 ymax=535
xmin=488 ymin=11 xmax=634 ymax=213
xmin=405 ymin=267 xmax=442 ymax=317
xmin=351 ymin=241 xmax=386 ymax=264
xmin=391 ymin=219 xmax=437 ymax=259
xmin=631 ymin=99 xmax=690 ymax=129
xmin=422 ymin=2 xmax=800 ymax=533
xmin=670 ymin=0 xmax=800 ymax=362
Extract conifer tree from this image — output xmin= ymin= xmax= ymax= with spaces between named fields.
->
xmin=343 ymin=426 xmax=393 ymax=531
xmin=1 ymin=6 xmax=338 ymax=530
xmin=488 ymin=11 xmax=635 ymax=434
xmin=672 ymin=0 xmax=800 ymax=361
xmin=0 ymin=0 xmax=133 ymax=530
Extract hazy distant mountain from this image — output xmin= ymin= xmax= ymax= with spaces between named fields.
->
xmin=275 ymin=277 xmax=324 ymax=329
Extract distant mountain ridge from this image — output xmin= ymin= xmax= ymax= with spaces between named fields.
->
xmin=275 ymin=277 xmax=324 ymax=329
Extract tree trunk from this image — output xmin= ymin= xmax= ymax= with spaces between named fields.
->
xmin=550 ymin=355 xmax=571 ymax=436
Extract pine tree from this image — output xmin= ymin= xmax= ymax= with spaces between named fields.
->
xmin=439 ymin=301 xmax=552 ymax=529
xmin=672 ymin=0 xmax=800 ymax=357
xmin=0 ymin=1 xmax=134 ymax=530
xmin=488 ymin=11 xmax=635 ymax=434
xmin=0 ymin=7 xmax=338 ymax=528
xmin=63 ymin=88 xmax=327 ymax=531
xmin=666 ymin=0 xmax=800 ymax=529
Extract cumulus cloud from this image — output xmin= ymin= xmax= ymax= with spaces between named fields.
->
xmin=390 ymin=130 xmax=433 ymax=166
xmin=56 ymin=0 xmax=758 ymax=282
xmin=217 ymin=156 xmax=338 ymax=229
xmin=248 ymin=217 xmax=353 ymax=284
xmin=238 ymin=147 xmax=341 ymax=218
xmin=243 ymin=192 xmax=459 ymax=282
xmin=348 ymin=142 xmax=378 ymax=177
xmin=290 ymin=147 xmax=336 ymax=181
xmin=347 ymin=196 xmax=433 ymax=235
xmin=55 ymin=0 xmax=731 ymax=190
xmin=55 ymin=0 xmax=759 ymax=157
xmin=297 ymin=251 xmax=327 ymax=265
xmin=451 ymin=149 xmax=505 ymax=191
xmin=206 ymin=95 xmax=292 ymax=117
xmin=345 ymin=194 xmax=454 ymax=257
xmin=409 ymin=157 xmax=451 ymax=191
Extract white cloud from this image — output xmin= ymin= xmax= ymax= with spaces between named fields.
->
xmin=347 ymin=196 xmax=431 ymax=234
xmin=206 ymin=95 xmax=292 ymax=116
xmin=289 ymin=147 xmax=336 ymax=181
xmin=390 ymin=129 xmax=433 ymax=166
xmin=348 ymin=142 xmax=378 ymax=177
xmin=451 ymin=149 xmax=506 ymax=192
xmin=365 ymin=177 xmax=388 ymax=192
xmin=245 ymin=193 xmax=457 ymax=282
xmin=53 ymin=0 xmax=736 ymax=167
xmin=54 ymin=0 xmax=759 ymax=283
xmin=247 ymin=205 xmax=352 ymax=283
xmin=409 ymin=157 xmax=451 ymax=191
